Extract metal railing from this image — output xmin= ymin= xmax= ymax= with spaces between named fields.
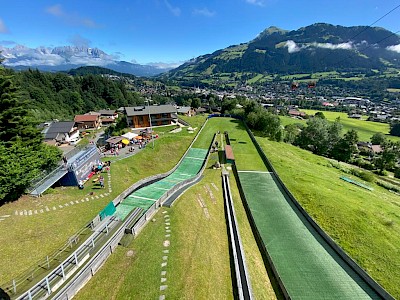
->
xmin=13 ymin=217 xmax=119 ymax=300
xmin=26 ymin=166 xmax=67 ymax=195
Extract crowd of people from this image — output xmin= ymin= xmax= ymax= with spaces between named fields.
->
xmin=78 ymin=161 xmax=111 ymax=190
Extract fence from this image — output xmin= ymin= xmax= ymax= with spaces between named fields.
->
xmin=51 ymin=200 xmax=160 ymax=300
xmin=9 ymin=217 xmax=118 ymax=300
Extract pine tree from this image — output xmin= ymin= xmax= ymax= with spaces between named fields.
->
xmin=0 ymin=69 xmax=61 ymax=203
xmin=0 ymin=74 xmax=42 ymax=146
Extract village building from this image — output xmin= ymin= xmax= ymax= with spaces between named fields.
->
xmin=98 ymin=109 xmax=118 ymax=119
xmin=124 ymin=104 xmax=177 ymax=128
xmin=288 ymin=109 xmax=307 ymax=118
xmin=74 ymin=114 xmax=102 ymax=129
xmin=41 ymin=121 xmax=79 ymax=144
xmin=101 ymin=118 xmax=116 ymax=126
xmin=176 ymin=106 xmax=194 ymax=117
xmin=195 ymin=107 xmax=207 ymax=114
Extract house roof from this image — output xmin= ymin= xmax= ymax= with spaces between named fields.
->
xmin=196 ymin=107 xmax=207 ymax=113
xmin=125 ymin=105 xmax=176 ymax=117
xmin=106 ymin=136 xmax=124 ymax=144
xmin=98 ymin=109 xmax=116 ymax=116
xmin=74 ymin=114 xmax=99 ymax=122
xmin=101 ymin=118 xmax=115 ymax=123
xmin=371 ymin=145 xmax=383 ymax=153
xmin=85 ymin=111 xmax=101 ymax=116
xmin=177 ymin=106 xmax=191 ymax=114
xmin=44 ymin=121 xmax=75 ymax=140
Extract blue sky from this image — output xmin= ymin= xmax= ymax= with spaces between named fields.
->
xmin=1 ymin=0 xmax=399 ymax=65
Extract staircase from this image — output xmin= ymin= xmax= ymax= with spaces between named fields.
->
xmin=28 ymin=166 xmax=68 ymax=196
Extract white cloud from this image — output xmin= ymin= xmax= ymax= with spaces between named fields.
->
xmin=285 ymin=40 xmax=300 ymax=53
xmin=387 ymin=44 xmax=400 ymax=53
xmin=0 ymin=18 xmax=9 ymax=33
xmin=2 ymin=46 xmax=65 ymax=66
xmin=45 ymin=4 xmax=100 ymax=28
xmin=46 ymin=4 xmax=63 ymax=16
xmin=311 ymin=42 xmax=353 ymax=50
xmin=0 ymin=40 xmax=16 ymax=46
xmin=164 ymin=0 xmax=181 ymax=16
xmin=68 ymin=34 xmax=91 ymax=48
xmin=0 ymin=44 xmax=115 ymax=67
xmin=245 ymin=0 xmax=265 ymax=7
xmin=193 ymin=8 xmax=216 ymax=17
xmin=146 ymin=61 xmax=184 ymax=69
xmin=284 ymin=41 xmax=354 ymax=53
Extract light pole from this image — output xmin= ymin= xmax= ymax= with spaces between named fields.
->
xmin=145 ymin=98 xmax=155 ymax=148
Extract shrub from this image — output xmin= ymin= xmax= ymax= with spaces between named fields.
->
xmin=357 ymin=171 xmax=375 ymax=183
xmin=376 ymin=180 xmax=400 ymax=193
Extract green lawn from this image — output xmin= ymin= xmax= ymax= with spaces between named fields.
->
xmin=256 ymin=138 xmax=400 ymax=298
xmin=193 ymin=118 xmax=266 ymax=170
xmin=0 ymin=128 xmax=195 ymax=285
xmin=179 ymin=114 xmax=208 ymax=129
xmin=281 ymin=110 xmax=400 ymax=142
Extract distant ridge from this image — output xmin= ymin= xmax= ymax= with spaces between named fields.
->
xmin=163 ymin=23 xmax=400 ymax=79
xmin=0 ymin=45 xmax=173 ymax=77
xmin=67 ymin=66 xmax=137 ymax=79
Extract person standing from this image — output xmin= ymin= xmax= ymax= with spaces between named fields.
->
xmin=99 ymin=176 xmax=104 ymax=188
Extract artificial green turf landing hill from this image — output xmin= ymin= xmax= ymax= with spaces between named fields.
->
xmin=256 ymin=138 xmax=400 ymax=298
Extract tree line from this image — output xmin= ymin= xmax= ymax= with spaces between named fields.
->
xmin=0 ymin=66 xmax=61 ymax=204
xmin=0 ymin=68 xmax=144 ymax=122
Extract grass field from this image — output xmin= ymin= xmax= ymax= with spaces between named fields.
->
xmin=280 ymin=110 xmax=400 ymax=142
xmin=256 ymin=138 xmax=400 ymax=298
xmin=179 ymin=115 xmax=208 ymax=129
xmin=0 ymin=127 xmax=197 ymax=285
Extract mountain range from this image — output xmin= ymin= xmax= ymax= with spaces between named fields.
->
xmin=0 ymin=45 xmax=174 ymax=77
xmin=2 ymin=24 xmax=400 ymax=79
xmin=164 ymin=23 xmax=400 ymax=79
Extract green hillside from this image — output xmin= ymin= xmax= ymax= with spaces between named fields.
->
xmin=163 ymin=23 xmax=400 ymax=81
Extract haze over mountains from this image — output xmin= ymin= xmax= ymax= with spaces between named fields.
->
xmin=0 ymin=45 xmax=175 ymax=76
xmin=165 ymin=23 xmax=400 ymax=79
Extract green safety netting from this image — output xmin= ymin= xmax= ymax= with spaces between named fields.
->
xmin=99 ymin=201 xmax=116 ymax=220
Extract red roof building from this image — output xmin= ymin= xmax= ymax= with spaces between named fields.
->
xmin=74 ymin=114 xmax=101 ymax=129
